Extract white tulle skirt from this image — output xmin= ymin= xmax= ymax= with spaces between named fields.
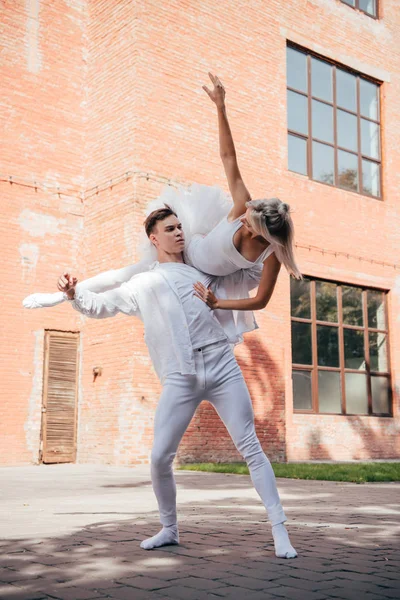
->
xmin=137 ymin=183 xmax=233 ymax=263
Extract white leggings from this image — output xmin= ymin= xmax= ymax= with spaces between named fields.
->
xmin=151 ymin=340 xmax=287 ymax=527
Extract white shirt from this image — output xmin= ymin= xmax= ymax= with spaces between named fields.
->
xmin=69 ymin=262 xmax=236 ymax=383
xmin=158 ymin=262 xmax=226 ymax=349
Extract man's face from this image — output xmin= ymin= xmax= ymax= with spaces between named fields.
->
xmin=149 ymin=215 xmax=185 ymax=253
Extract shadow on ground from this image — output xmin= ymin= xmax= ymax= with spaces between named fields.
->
xmin=1 ymin=473 xmax=399 ymax=600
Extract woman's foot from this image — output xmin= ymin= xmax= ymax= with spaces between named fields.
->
xmin=22 ymin=292 xmax=65 ymax=309
xmin=140 ymin=524 xmax=179 ymax=550
xmin=272 ymin=523 xmax=297 ymax=558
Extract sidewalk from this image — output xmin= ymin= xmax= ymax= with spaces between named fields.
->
xmin=0 ymin=464 xmax=399 ymax=600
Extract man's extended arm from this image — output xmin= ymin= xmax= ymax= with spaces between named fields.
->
xmin=57 ymin=272 xmax=139 ymax=319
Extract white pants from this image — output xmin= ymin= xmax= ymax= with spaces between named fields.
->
xmin=151 ymin=340 xmax=287 ymax=527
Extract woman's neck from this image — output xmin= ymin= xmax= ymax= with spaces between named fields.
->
xmin=241 ymin=225 xmax=269 ymax=247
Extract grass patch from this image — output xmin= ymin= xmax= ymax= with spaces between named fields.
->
xmin=178 ymin=462 xmax=400 ymax=483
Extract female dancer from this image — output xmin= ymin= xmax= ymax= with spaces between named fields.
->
xmin=23 ymin=73 xmax=301 ymax=325
xmin=188 ymin=72 xmax=301 ymax=310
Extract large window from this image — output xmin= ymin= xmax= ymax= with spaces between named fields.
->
xmin=340 ymin=0 xmax=378 ymax=19
xmin=291 ymin=278 xmax=391 ymax=416
xmin=287 ymin=45 xmax=381 ymax=198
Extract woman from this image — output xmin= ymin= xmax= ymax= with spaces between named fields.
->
xmin=23 ymin=73 xmax=301 ymax=319
xmin=189 ymin=72 xmax=301 ymax=310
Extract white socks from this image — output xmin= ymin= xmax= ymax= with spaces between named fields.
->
xmin=140 ymin=524 xmax=179 ymax=550
xmin=139 ymin=523 xmax=296 ymax=557
xmin=272 ymin=523 xmax=297 ymax=558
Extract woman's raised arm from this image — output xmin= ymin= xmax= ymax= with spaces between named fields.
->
xmin=203 ymin=72 xmax=251 ymax=220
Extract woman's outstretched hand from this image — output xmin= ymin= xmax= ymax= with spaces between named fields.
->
xmin=202 ymin=72 xmax=226 ymax=108
xmin=193 ymin=281 xmax=219 ymax=309
xmin=57 ymin=272 xmax=78 ymax=300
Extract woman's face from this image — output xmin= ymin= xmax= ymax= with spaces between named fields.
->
xmin=240 ymin=208 xmax=257 ymax=236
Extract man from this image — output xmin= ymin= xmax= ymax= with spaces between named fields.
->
xmin=58 ymin=206 xmax=297 ymax=558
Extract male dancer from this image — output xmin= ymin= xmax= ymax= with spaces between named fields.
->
xmin=58 ymin=206 xmax=297 ymax=559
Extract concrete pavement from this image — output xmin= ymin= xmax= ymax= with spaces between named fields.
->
xmin=0 ymin=464 xmax=399 ymax=600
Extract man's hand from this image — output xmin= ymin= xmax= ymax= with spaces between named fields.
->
xmin=202 ymin=72 xmax=226 ymax=108
xmin=57 ymin=272 xmax=78 ymax=300
xmin=193 ymin=281 xmax=219 ymax=309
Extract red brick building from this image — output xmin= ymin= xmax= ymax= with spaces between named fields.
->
xmin=1 ymin=0 xmax=399 ymax=466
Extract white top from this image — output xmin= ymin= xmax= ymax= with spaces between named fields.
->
xmin=158 ymin=263 xmax=227 ymax=349
xmin=185 ymin=216 xmax=275 ymax=276
xmin=68 ymin=262 xmax=238 ymax=383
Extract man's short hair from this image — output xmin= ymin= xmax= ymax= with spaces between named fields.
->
xmin=144 ymin=204 xmax=177 ymax=237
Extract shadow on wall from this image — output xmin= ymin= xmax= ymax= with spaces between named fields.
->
xmin=294 ymin=407 xmax=399 ymax=463
xmin=346 ymin=414 xmax=400 ymax=460
xmin=306 ymin=429 xmax=332 ymax=461
xmin=177 ymin=337 xmax=286 ymax=464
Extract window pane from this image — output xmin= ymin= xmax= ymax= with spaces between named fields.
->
xmin=371 ymin=376 xmax=390 ymax=414
xmin=344 ymin=329 xmax=365 ymax=370
xmin=367 ymin=290 xmax=386 ymax=329
xmin=316 ymin=281 xmax=338 ymax=322
xmin=345 ymin=373 xmax=368 ymax=414
xmin=362 ymin=159 xmax=380 ymax=196
xmin=336 ymin=70 xmax=357 ymax=112
xmin=291 ymin=278 xmax=311 ymax=318
xmin=337 ymin=110 xmax=358 ymax=152
xmin=288 ymin=90 xmax=308 ymax=135
xmin=359 ymin=0 xmax=376 ymax=16
xmin=361 ymin=119 xmax=379 ymax=159
xmin=311 ymin=58 xmax=333 ymax=102
xmin=342 ymin=286 xmax=363 ymax=326
xmin=293 ymin=370 xmax=312 ymax=410
xmin=312 ymin=142 xmax=334 ymax=184
xmin=341 ymin=0 xmax=355 ymax=5
xmin=312 ymin=100 xmax=333 ymax=143
xmin=318 ymin=371 xmax=342 ymax=413
xmin=317 ymin=325 xmax=339 ymax=367
xmin=287 ymin=47 xmax=307 ymax=93
xmin=369 ymin=332 xmax=388 ymax=372
xmin=360 ymin=79 xmax=379 ymax=120
xmin=292 ymin=322 xmax=312 ymax=365
xmin=288 ymin=134 xmax=307 ymax=175
xmin=338 ymin=150 xmax=358 ymax=192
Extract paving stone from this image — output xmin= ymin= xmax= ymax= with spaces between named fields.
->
xmin=271 ymin=577 xmax=341 ymax=592
xmin=194 ymin=587 xmax=274 ymax=600
xmin=223 ymin=566 xmax=282 ymax=581
xmin=260 ymin=585 xmax=327 ymax=600
xmin=0 ymin=466 xmax=399 ymax=600
xmin=150 ymin=584 xmax=213 ymax=600
xmin=101 ymin=586 xmax=153 ymax=600
xmin=171 ymin=577 xmax=225 ymax=590
xmin=40 ymin=587 xmax=107 ymax=600
xmin=114 ymin=575 xmax=173 ymax=591
xmin=217 ymin=575 xmax=268 ymax=590
xmin=0 ymin=591 xmax=47 ymax=600
xmin=372 ymin=588 xmax=400 ymax=599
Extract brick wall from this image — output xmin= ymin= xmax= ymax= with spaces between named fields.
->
xmin=1 ymin=0 xmax=399 ymax=465
xmin=0 ymin=0 xmax=86 ymax=465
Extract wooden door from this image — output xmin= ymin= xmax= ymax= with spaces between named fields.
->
xmin=40 ymin=331 xmax=79 ymax=464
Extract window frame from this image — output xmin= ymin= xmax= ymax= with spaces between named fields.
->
xmin=287 ymin=43 xmax=382 ymax=200
xmin=339 ymin=0 xmax=379 ymax=20
xmin=291 ymin=278 xmax=392 ymax=417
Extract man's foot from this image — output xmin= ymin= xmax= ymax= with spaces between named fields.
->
xmin=272 ymin=523 xmax=297 ymax=558
xmin=140 ymin=524 xmax=179 ymax=550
